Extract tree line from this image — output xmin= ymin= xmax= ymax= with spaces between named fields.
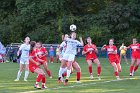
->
xmin=0 ymin=0 xmax=140 ymax=46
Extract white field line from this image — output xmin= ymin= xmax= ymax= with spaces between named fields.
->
xmin=19 ymin=77 xmax=138 ymax=93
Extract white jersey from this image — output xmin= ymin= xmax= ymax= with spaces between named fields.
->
xmin=64 ymin=38 xmax=82 ymax=55
xmin=60 ymin=41 xmax=67 ymax=54
xmin=19 ymin=44 xmax=30 ymax=59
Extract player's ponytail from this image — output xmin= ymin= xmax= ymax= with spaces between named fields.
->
xmin=30 ymin=41 xmax=36 ymax=53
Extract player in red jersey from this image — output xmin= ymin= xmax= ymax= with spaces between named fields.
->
xmin=82 ymin=37 xmax=101 ymax=80
xmin=29 ymin=41 xmax=47 ymax=89
xmin=101 ymin=39 xmax=121 ymax=80
xmin=35 ymin=42 xmax=52 ymax=78
xmin=127 ymin=38 xmax=140 ymax=76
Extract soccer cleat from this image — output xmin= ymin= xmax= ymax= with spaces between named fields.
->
xmin=130 ymin=73 xmax=133 ymax=76
xmin=90 ymin=75 xmax=93 ymax=80
xmin=76 ymin=80 xmax=81 ymax=83
xmin=42 ymin=85 xmax=47 ymax=89
xmin=49 ymin=76 xmax=52 ymax=79
xmin=14 ymin=79 xmax=19 ymax=81
xmin=34 ymin=84 xmax=41 ymax=89
xmin=24 ymin=79 xmax=28 ymax=82
xmin=98 ymin=76 xmax=101 ymax=80
xmin=64 ymin=79 xmax=68 ymax=86
xmin=116 ymin=77 xmax=121 ymax=80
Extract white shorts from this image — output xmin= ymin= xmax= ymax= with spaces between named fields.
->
xmin=62 ymin=53 xmax=75 ymax=62
xmin=20 ymin=58 xmax=29 ymax=64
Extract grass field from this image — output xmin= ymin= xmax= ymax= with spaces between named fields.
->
xmin=0 ymin=58 xmax=140 ymax=93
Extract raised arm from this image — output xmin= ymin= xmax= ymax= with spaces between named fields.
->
xmin=101 ymin=45 xmax=107 ymax=51
xmin=79 ymin=37 xmax=84 ymax=46
xmin=82 ymin=50 xmax=88 ymax=55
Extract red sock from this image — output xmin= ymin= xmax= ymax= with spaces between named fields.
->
xmin=52 ymin=57 xmax=54 ymax=62
xmin=62 ymin=72 xmax=67 ymax=77
xmin=134 ymin=65 xmax=139 ymax=72
xmin=56 ymin=57 xmax=59 ymax=63
xmin=42 ymin=76 xmax=46 ymax=83
xmin=46 ymin=70 xmax=51 ymax=77
xmin=50 ymin=57 xmax=54 ymax=62
xmin=114 ymin=71 xmax=119 ymax=77
xmin=36 ymin=74 xmax=43 ymax=82
xmin=97 ymin=66 xmax=101 ymax=76
xmin=50 ymin=57 xmax=52 ymax=62
xmin=130 ymin=66 xmax=134 ymax=73
xmin=77 ymin=72 xmax=81 ymax=81
xmin=88 ymin=66 xmax=92 ymax=75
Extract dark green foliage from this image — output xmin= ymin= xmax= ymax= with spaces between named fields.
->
xmin=0 ymin=0 xmax=140 ymax=46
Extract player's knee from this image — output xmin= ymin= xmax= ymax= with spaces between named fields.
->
xmin=97 ymin=63 xmax=101 ymax=67
xmin=76 ymin=67 xmax=81 ymax=72
xmin=88 ymin=64 xmax=92 ymax=67
xmin=19 ymin=68 xmax=23 ymax=71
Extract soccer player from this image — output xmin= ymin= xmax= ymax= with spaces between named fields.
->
xmin=14 ymin=37 xmax=30 ymax=81
xmin=119 ymin=43 xmax=128 ymax=64
xmin=82 ymin=37 xmax=101 ymax=80
xmin=35 ymin=42 xmax=52 ymax=78
xmin=127 ymin=38 xmax=140 ymax=76
xmin=58 ymin=34 xmax=81 ymax=83
xmin=29 ymin=41 xmax=47 ymax=89
xmin=58 ymin=32 xmax=83 ymax=85
xmin=101 ymin=39 xmax=121 ymax=80
xmin=49 ymin=45 xmax=55 ymax=63
xmin=58 ymin=34 xmax=69 ymax=61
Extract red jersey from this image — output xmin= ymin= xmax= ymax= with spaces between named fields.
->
xmin=129 ymin=43 xmax=140 ymax=54
xmin=83 ymin=44 xmax=97 ymax=60
xmin=104 ymin=45 xmax=117 ymax=55
xmin=29 ymin=49 xmax=41 ymax=73
xmin=29 ymin=49 xmax=37 ymax=67
xmin=129 ymin=43 xmax=140 ymax=59
xmin=104 ymin=45 xmax=119 ymax=64
xmin=35 ymin=47 xmax=47 ymax=61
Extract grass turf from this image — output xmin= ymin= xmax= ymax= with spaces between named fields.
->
xmin=0 ymin=58 xmax=140 ymax=93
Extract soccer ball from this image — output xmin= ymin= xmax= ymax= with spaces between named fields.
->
xmin=70 ymin=24 xmax=77 ymax=31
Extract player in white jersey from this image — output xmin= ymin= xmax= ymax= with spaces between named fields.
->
xmin=58 ymin=40 xmax=82 ymax=83
xmin=58 ymin=32 xmax=83 ymax=85
xmin=14 ymin=37 xmax=30 ymax=81
xmin=58 ymin=34 xmax=68 ymax=82
xmin=59 ymin=35 xmax=68 ymax=61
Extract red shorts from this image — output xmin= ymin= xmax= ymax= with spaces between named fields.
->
xmin=108 ymin=54 xmax=120 ymax=64
xmin=132 ymin=53 xmax=140 ymax=59
xmin=29 ymin=65 xmax=40 ymax=73
xmin=86 ymin=55 xmax=97 ymax=62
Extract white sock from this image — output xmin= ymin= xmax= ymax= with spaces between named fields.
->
xmin=66 ymin=69 xmax=71 ymax=79
xmin=17 ymin=70 xmax=22 ymax=79
xmin=24 ymin=71 xmax=29 ymax=80
xmin=58 ymin=67 xmax=65 ymax=77
xmin=36 ymin=82 xmax=39 ymax=84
